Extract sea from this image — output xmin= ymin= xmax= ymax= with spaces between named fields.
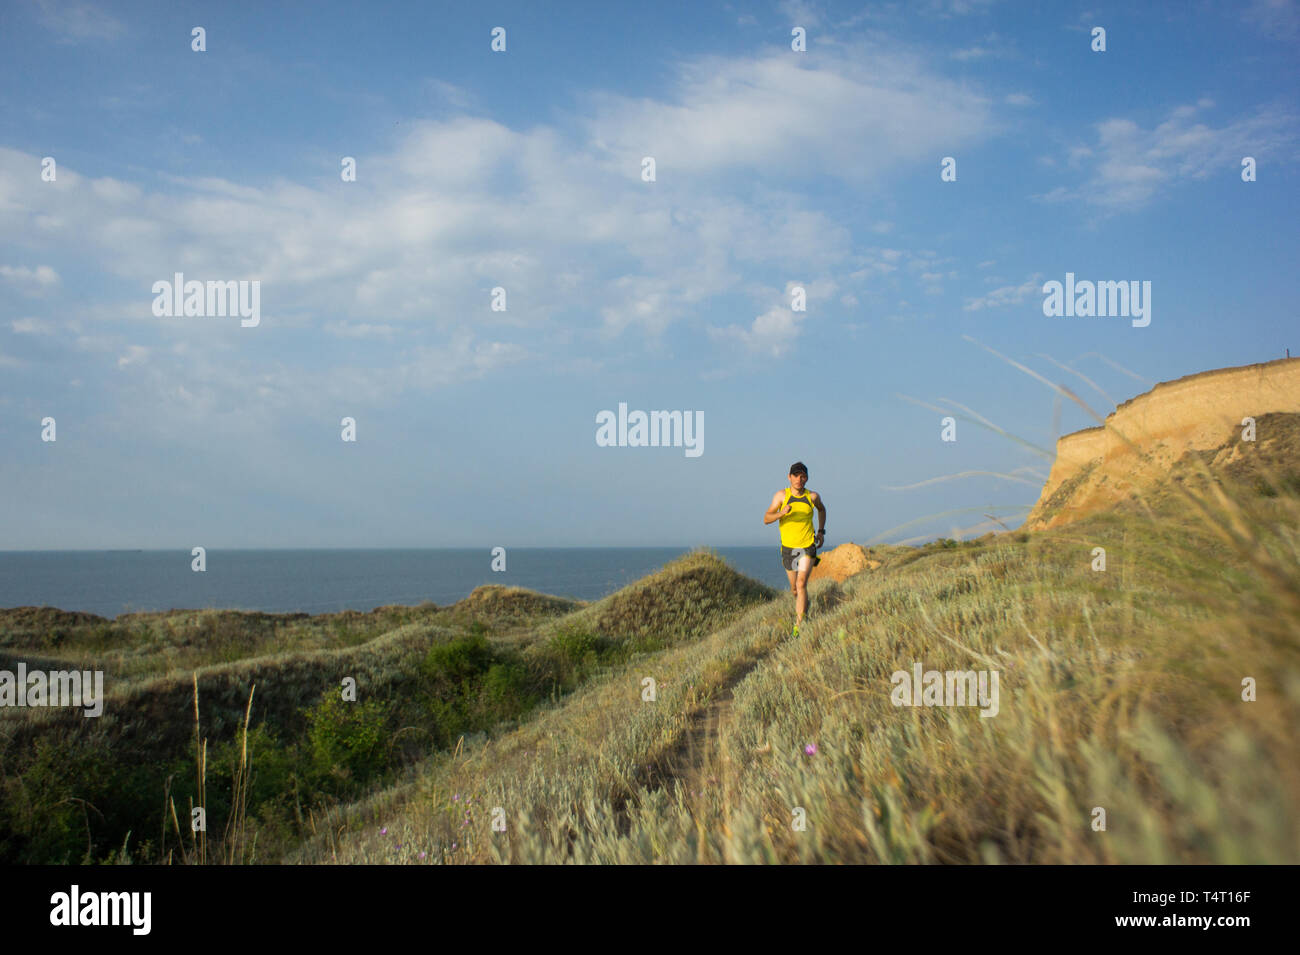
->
xmin=0 ymin=548 xmax=792 ymax=620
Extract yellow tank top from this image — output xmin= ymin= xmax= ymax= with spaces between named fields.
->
xmin=778 ymin=487 xmax=816 ymax=548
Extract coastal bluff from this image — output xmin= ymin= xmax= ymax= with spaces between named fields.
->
xmin=1025 ymin=356 xmax=1300 ymax=530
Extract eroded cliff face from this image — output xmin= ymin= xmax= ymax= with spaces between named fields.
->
xmin=1026 ymin=357 xmax=1300 ymax=530
xmin=808 ymin=542 xmax=882 ymax=583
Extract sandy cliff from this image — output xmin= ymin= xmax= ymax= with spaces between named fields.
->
xmin=1025 ymin=356 xmax=1300 ymax=530
xmin=809 ymin=542 xmax=883 ymax=582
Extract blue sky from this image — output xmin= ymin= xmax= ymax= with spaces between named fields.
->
xmin=1 ymin=0 xmax=1297 ymax=549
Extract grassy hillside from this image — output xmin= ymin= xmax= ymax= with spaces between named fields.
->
xmin=0 ymin=556 xmax=774 ymax=863
xmin=4 ymin=438 xmax=1297 ymax=865
xmin=292 ymin=460 xmax=1299 ymax=864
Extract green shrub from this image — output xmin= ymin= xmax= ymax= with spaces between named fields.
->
xmin=304 ymin=696 xmax=392 ymax=790
xmin=421 ymin=633 xmax=495 ymax=686
xmin=0 ymin=736 xmax=111 ymax=863
xmin=534 ymin=626 xmax=613 ymax=693
xmin=483 ymin=662 xmax=534 ymax=719
xmin=549 ymin=625 xmax=605 ymax=662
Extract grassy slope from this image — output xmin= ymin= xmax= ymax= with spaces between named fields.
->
xmin=0 ymin=552 xmax=776 ymax=863
xmin=299 ymin=462 xmax=1300 ymax=864
xmin=5 ymin=419 xmax=1298 ymax=864
xmin=0 ymin=593 xmax=580 ymax=683
xmin=0 ymin=588 xmax=588 ymax=757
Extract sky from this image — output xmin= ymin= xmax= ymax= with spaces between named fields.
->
xmin=1 ymin=0 xmax=1297 ymax=549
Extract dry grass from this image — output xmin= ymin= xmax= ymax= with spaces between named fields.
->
xmin=0 ymin=551 xmax=773 ymax=863
xmin=5 ymin=427 xmax=1297 ymax=864
xmin=294 ymin=456 xmax=1299 ymax=864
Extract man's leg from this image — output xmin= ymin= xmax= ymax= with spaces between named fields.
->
xmin=794 ymin=557 xmax=813 ymax=624
xmin=785 ymin=565 xmax=799 ymax=633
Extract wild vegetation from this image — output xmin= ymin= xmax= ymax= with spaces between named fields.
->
xmin=0 ymin=559 xmax=776 ymax=863
xmin=2 ymin=415 xmax=1297 ymax=864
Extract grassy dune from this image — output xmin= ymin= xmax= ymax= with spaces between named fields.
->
xmin=0 ymin=555 xmax=775 ymax=863
xmin=3 ymin=416 xmax=1298 ymax=864
xmin=296 ymin=426 xmax=1300 ymax=864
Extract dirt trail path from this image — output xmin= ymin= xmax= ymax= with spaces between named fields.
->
xmin=639 ymin=653 xmax=764 ymax=806
xmin=653 ymin=589 xmax=848 ymax=795
xmin=663 ymin=686 xmax=734 ymax=798
xmin=614 ymin=586 xmax=848 ymax=838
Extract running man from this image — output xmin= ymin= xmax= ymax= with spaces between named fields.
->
xmin=762 ymin=461 xmax=826 ymax=637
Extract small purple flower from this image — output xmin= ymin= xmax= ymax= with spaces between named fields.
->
xmin=380 ymin=826 xmax=388 ymax=835
xmin=451 ymin=842 xmax=458 ymax=850
xmin=453 ymin=794 xmax=460 ymax=802
xmin=804 ymin=743 xmax=817 ymax=756
xmin=419 ymin=851 xmax=427 ymax=859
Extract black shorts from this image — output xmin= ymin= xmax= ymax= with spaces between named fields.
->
xmin=781 ymin=545 xmax=820 ymax=571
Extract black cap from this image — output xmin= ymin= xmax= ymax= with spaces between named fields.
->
xmin=789 ymin=461 xmax=808 ymax=476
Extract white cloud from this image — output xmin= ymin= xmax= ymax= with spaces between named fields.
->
xmin=32 ymin=0 xmax=124 ymax=43
xmin=1243 ymin=0 xmax=1300 ymax=40
xmin=325 ymin=322 xmax=400 ymax=341
xmin=922 ymin=0 xmax=1000 ymax=17
xmin=963 ymin=273 xmax=1043 ymax=311
xmin=706 ymin=280 xmax=831 ymax=356
xmin=1036 ymin=100 xmax=1299 ymax=210
xmin=117 ymin=344 xmax=149 ymax=368
xmin=578 ymin=46 xmax=997 ymax=185
xmin=951 ymin=32 xmax=1013 ymax=61
xmin=4 ymin=42 xmax=999 ymax=351
xmin=0 ymin=41 xmax=1008 ymax=423
xmin=423 ymin=79 xmax=478 ymax=111
xmin=12 ymin=316 xmax=56 ymax=334
xmin=0 ymin=264 xmax=60 ymax=293
xmin=777 ymin=0 xmax=825 ymax=29
xmin=709 ymin=303 xmax=805 ymax=357
xmin=90 ymin=177 xmax=142 ymax=203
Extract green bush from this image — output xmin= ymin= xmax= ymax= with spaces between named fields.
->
xmin=421 ymin=633 xmax=495 ymax=686
xmin=483 ymin=662 xmax=534 ymax=719
xmin=304 ymin=696 xmax=392 ymax=790
xmin=0 ymin=736 xmax=111 ymax=863
xmin=549 ymin=625 xmax=605 ymax=662
xmin=535 ymin=626 xmax=613 ymax=692
xmin=206 ymin=722 xmax=299 ymax=812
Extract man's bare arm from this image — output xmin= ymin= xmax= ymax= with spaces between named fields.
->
xmin=811 ymin=492 xmax=827 ymax=537
xmin=763 ymin=491 xmax=789 ymax=525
